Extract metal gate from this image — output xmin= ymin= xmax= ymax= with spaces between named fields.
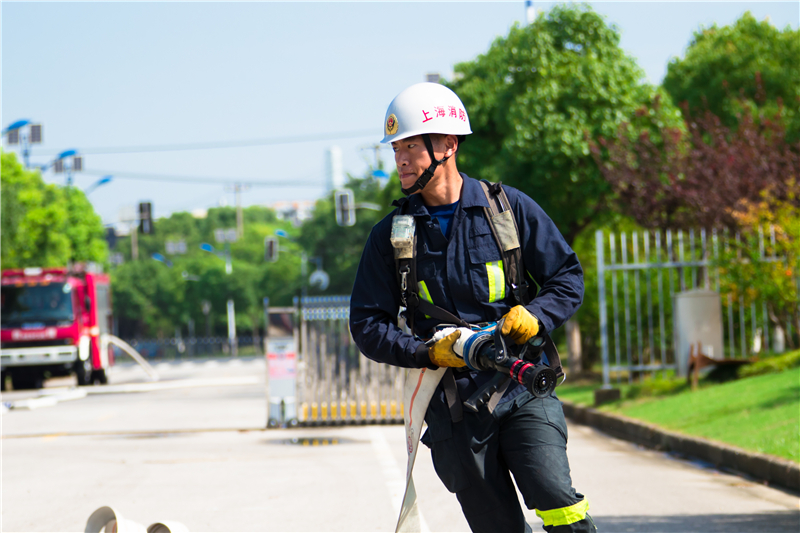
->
xmin=296 ymin=296 xmax=404 ymax=425
xmin=596 ymin=228 xmax=794 ymax=387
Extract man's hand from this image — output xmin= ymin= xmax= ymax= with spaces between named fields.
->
xmin=501 ymin=305 xmax=539 ymax=344
xmin=428 ymin=329 xmax=467 ymax=368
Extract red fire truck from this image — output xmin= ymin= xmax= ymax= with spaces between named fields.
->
xmin=1 ymin=265 xmax=113 ymax=390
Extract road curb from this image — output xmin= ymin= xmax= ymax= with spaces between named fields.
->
xmin=561 ymin=400 xmax=800 ymax=493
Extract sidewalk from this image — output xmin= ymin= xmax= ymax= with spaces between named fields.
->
xmin=561 ymin=399 xmax=800 ymax=493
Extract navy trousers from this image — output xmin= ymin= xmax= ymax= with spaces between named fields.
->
xmin=422 ymin=391 xmax=596 ymax=533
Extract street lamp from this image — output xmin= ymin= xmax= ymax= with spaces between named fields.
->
xmin=85 ymin=175 xmax=113 ymax=195
xmin=2 ymin=120 xmax=42 ymax=168
xmin=52 ymin=149 xmax=83 ymax=186
xmin=525 ymin=0 xmax=537 ymax=24
xmin=151 ymin=253 xmax=173 ymax=268
xmin=153 ymin=253 xmax=198 ymax=281
xmin=200 ymin=243 xmax=232 ymax=275
xmin=199 ymin=242 xmax=237 ymax=356
xmin=201 ymin=300 xmax=212 ymax=337
xmin=273 ymin=231 xmax=329 ymax=296
xmin=153 ymin=252 xmax=199 ymax=354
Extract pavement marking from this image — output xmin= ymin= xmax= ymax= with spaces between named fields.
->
xmin=86 ymin=376 xmax=260 ymax=394
xmin=2 ymin=376 xmax=260 ymax=411
xmin=3 ymin=426 xmax=268 ymax=439
xmin=369 ymin=426 xmax=430 ymax=533
xmin=3 ymin=389 xmax=88 ymax=411
xmin=109 ymin=358 xmax=264 ymax=371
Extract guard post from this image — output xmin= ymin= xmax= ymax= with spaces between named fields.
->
xmin=264 ymin=297 xmax=299 ymax=428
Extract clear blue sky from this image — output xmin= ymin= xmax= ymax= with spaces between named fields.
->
xmin=3 ymin=1 xmax=798 ymax=226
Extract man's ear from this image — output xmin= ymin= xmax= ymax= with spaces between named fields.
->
xmin=445 ymin=134 xmax=458 ymax=156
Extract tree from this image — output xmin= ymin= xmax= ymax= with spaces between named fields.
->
xmin=110 ymin=204 xmax=300 ymax=338
xmin=63 ymin=187 xmax=109 ymax=264
xmin=1 ymin=150 xmax=107 ymax=268
xmin=663 ymin=12 xmax=800 ymax=142
xmin=593 ymin=97 xmax=800 ymax=230
xmin=715 ymin=188 xmax=800 ymax=350
xmin=446 ymin=4 xmax=683 ymax=371
xmin=448 ymin=3 xmax=683 ymax=245
xmin=110 ymin=259 xmax=188 ymax=337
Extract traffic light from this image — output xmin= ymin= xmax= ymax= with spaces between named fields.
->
xmin=334 ymin=189 xmax=356 ymax=227
xmin=139 ymin=202 xmax=153 ymax=235
xmin=105 ymin=227 xmax=117 ymax=250
xmin=264 ymin=236 xmax=279 ymax=262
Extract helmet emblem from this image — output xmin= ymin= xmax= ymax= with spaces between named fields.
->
xmin=385 ymin=114 xmax=399 ymax=135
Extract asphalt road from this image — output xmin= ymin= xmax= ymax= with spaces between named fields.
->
xmin=2 ymin=358 xmax=798 ymax=532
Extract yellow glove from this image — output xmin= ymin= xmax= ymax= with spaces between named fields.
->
xmin=428 ymin=329 xmax=467 ymax=368
xmin=501 ymin=305 xmax=539 ymax=344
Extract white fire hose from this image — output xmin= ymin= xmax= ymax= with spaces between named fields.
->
xmin=85 ymin=506 xmax=188 ymax=533
xmin=104 ymin=335 xmax=159 ymax=381
xmin=395 ymin=366 xmax=446 ymax=533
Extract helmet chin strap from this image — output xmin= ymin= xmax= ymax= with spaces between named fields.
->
xmin=401 ymin=134 xmax=450 ymax=196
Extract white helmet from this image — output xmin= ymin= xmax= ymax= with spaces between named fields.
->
xmin=381 ymin=82 xmax=472 ymax=144
xmin=382 ymin=83 xmax=472 ymax=195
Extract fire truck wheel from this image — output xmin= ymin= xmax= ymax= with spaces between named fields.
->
xmin=91 ymin=369 xmax=108 ymax=385
xmin=75 ymin=358 xmax=94 ymax=386
xmin=10 ymin=370 xmax=44 ymax=391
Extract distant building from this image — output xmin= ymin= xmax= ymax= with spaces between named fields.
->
xmin=268 ymin=200 xmax=316 ymax=227
xmin=325 ymin=146 xmax=345 ymax=193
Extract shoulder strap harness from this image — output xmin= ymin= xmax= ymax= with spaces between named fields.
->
xmin=393 ymin=180 xmax=529 ymax=333
xmin=392 ymin=181 xmax=563 ymax=414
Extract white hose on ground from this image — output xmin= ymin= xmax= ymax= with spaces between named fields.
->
xmin=105 ymin=335 xmax=159 ymax=381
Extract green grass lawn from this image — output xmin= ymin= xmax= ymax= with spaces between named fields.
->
xmin=557 ymin=358 xmax=800 ymax=463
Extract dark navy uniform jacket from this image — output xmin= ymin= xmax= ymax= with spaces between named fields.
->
xmin=350 ymin=173 xmax=583 ymax=403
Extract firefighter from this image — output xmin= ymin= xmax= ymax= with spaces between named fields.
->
xmin=349 ymin=82 xmax=595 ymax=533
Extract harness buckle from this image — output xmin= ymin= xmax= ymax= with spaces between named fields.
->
xmin=511 ymin=282 xmax=529 ymax=305
xmin=399 ymin=265 xmax=409 ymax=292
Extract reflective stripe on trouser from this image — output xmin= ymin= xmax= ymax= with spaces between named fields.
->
xmin=418 ymin=281 xmax=433 ymax=318
xmin=485 ymin=260 xmax=505 ymax=302
xmin=421 ymin=391 xmax=595 ymax=533
xmin=536 ymin=498 xmax=590 ymax=527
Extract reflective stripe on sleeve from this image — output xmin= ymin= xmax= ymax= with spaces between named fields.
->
xmin=535 ymin=498 xmax=589 ymax=527
xmin=485 ymin=260 xmax=505 ymax=302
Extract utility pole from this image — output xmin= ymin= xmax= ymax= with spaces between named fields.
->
xmin=131 ymin=223 xmax=139 ymax=260
xmin=118 ymin=206 xmax=139 ymax=261
xmin=360 ymin=143 xmax=385 ymax=171
xmin=372 ymin=144 xmax=382 ymax=170
xmin=235 ymin=183 xmax=244 ymax=239
xmin=225 ymin=182 xmax=250 ymax=239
